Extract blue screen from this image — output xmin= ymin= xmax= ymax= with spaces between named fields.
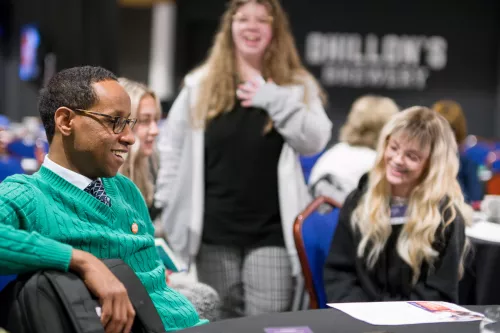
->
xmin=19 ymin=24 xmax=41 ymax=81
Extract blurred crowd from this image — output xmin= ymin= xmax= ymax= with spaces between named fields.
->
xmin=0 ymin=115 xmax=48 ymax=181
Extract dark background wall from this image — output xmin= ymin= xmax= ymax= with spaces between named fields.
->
xmin=0 ymin=0 xmax=119 ymax=121
xmin=118 ymin=6 xmax=151 ymax=84
xmin=0 ymin=0 xmax=154 ymax=121
xmin=176 ymin=0 xmax=500 ymax=141
xmin=1 ymin=0 xmax=499 ymax=142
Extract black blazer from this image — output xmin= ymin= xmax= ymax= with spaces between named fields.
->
xmin=323 ymin=175 xmax=466 ymax=303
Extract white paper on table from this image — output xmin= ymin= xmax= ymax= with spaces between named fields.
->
xmin=327 ymin=301 xmax=484 ymax=325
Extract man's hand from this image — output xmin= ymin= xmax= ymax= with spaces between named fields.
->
xmin=70 ymin=249 xmax=136 ymax=333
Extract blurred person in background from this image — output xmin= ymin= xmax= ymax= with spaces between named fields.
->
xmin=0 ymin=115 xmax=24 ymax=182
xmin=117 ymin=78 xmax=161 ymax=218
xmin=118 ymin=77 xmax=220 ymax=321
xmin=433 ymin=100 xmax=483 ymax=203
xmin=0 ymin=115 xmax=11 ymax=157
xmin=3 ymin=116 xmax=48 ymax=172
xmin=155 ymin=0 xmax=332 ymax=318
xmin=324 ymin=107 xmax=470 ymax=303
xmin=309 ymin=95 xmax=399 ymax=204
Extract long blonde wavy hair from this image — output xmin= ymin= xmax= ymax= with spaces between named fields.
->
xmin=191 ymin=0 xmax=326 ymax=128
xmin=352 ymin=106 xmax=471 ymax=283
xmin=117 ymin=77 xmax=162 ymax=207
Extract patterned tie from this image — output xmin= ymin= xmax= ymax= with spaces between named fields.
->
xmin=84 ymin=179 xmax=112 ymax=207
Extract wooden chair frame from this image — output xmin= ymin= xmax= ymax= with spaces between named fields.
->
xmin=293 ymin=196 xmax=342 ymax=309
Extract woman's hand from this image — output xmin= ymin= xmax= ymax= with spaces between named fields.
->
xmin=237 ymin=77 xmax=272 ymax=107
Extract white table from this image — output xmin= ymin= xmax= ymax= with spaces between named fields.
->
xmin=466 ymin=212 xmax=500 ymax=244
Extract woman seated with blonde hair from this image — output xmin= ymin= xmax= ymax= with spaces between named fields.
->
xmin=323 ymin=106 xmax=470 ymax=303
xmin=117 ymin=78 xmax=220 ymax=321
xmin=309 ymin=95 xmax=399 ymax=204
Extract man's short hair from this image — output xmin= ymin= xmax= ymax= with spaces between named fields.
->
xmin=38 ymin=66 xmax=118 ymax=144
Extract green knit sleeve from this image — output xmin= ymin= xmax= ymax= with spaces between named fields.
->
xmin=0 ymin=179 xmax=73 ymax=275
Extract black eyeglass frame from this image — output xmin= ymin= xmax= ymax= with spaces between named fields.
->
xmin=73 ymin=108 xmax=137 ymax=134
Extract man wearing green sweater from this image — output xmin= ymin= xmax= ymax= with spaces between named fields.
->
xmin=0 ymin=66 xmax=206 ymax=332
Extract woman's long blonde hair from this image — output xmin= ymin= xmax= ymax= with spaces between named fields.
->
xmin=191 ymin=0 xmax=326 ymax=127
xmin=117 ymin=77 xmax=162 ymax=207
xmin=352 ymin=106 xmax=471 ymax=283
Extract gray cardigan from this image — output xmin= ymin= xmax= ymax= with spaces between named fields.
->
xmin=154 ymin=68 xmax=332 ymax=276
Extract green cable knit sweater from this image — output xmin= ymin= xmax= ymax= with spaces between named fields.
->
xmin=0 ymin=167 xmax=207 ymax=331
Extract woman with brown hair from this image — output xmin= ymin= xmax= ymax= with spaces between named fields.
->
xmin=155 ymin=0 xmax=332 ymax=318
xmin=432 ymin=100 xmax=483 ymax=202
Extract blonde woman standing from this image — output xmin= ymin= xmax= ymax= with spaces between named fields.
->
xmin=323 ymin=107 xmax=470 ymax=303
xmin=309 ymin=95 xmax=399 ymax=204
xmin=155 ymin=0 xmax=332 ymax=318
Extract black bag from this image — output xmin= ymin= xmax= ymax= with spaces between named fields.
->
xmin=0 ymin=259 xmax=166 ymax=333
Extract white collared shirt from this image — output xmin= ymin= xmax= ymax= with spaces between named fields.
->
xmin=42 ymin=155 xmax=93 ymax=190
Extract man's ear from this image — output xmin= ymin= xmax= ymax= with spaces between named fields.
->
xmin=54 ymin=107 xmax=75 ymax=137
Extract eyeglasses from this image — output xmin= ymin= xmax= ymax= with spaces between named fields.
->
xmin=73 ymin=108 xmax=137 ymax=134
xmin=232 ymin=13 xmax=274 ymax=25
xmin=137 ymin=117 xmax=159 ymax=128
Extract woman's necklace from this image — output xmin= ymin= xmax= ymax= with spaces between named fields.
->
xmin=390 ymin=196 xmax=409 ymax=224
xmin=391 ymin=196 xmax=409 ymax=206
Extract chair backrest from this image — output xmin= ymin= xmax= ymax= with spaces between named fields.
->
xmin=0 ymin=275 xmax=17 ymax=292
xmin=461 ymin=139 xmax=492 ymax=166
xmin=299 ymin=150 xmax=324 ymax=184
xmin=0 ymin=157 xmax=24 ymax=182
xmin=293 ymin=196 xmax=341 ymax=309
xmin=7 ymin=139 xmax=37 ymax=159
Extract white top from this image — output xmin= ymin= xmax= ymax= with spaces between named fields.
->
xmin=309 ymin=142 xmax=377 ymax=203
xmin=42 ymin=155 xmax=93 ymax=190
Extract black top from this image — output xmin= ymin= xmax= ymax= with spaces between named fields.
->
xmin=324 ymin=174 xmax=466 ymax=303
xmin=202 ymin=101 xmax=284 ymax=248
